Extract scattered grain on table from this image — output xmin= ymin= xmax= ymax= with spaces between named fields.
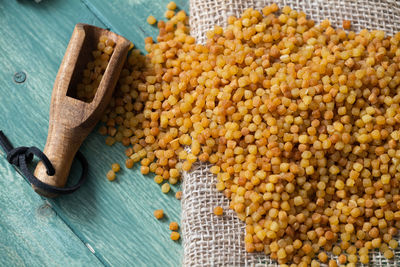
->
xmin=154 ymin=209 xmax=164 ymax=219
xmin=147 ymin=15 xmax=157 ymax=25
xmin=170 ymin=231 xmax=180 ymax=241
xmin=169 ymin=221 xmax=179 ymax=231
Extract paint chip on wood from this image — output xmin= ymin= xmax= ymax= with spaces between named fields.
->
xmin=86 ymin=243 xmax=96 ymax=254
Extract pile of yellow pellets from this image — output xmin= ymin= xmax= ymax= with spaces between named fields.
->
xmin=94 ymin=2 xmax=400 ymax=266
xmin=76 ymin=35 xmax=115 ymax=102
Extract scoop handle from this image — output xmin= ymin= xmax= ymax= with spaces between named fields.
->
xmin=33 ymin=123 xmax=84 ymax=197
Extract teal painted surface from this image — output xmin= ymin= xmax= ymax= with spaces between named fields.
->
xmin=0 ymin=157 xmax=101 ymax=267
xmin=0 ymin=0 xmax=186 ymax=266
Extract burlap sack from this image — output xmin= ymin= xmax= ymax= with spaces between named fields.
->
xmin=182 ymin=1 xmax=400 ymax=266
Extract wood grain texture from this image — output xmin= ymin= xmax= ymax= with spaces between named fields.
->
xmin=34 ymin=24 xmax=130 ymax=196
xmin=0 ymin=0 xmax=185 ymax=266
xmin=52 ymin=137 xmax=182 ymax=266
xmin=0 ymin=156 xmax=101 ymax=267
xmin=0 ymin=1 xmax=108 ymax=266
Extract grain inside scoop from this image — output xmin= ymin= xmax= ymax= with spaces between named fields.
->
xmin=33 ymin=23 xmax=130 ymax=197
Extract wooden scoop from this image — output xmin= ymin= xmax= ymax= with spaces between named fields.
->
xmin=33 ymin=24 xmax=130 ymax=197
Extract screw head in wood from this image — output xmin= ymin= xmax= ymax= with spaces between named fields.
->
xmin=14 ymin=71 xmax=26 ymax=83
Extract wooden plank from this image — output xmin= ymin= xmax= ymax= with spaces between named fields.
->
xmin=0 ymin=0 xmax=105 ymax=266
xmin=0 ymin=0 xmax=184 ymax=266
xmin=0 ymin=156 xmax=101 ymax=267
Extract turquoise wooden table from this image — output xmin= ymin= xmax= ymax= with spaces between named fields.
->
xmin=0 ymin=0 xmax=188 ymax=266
